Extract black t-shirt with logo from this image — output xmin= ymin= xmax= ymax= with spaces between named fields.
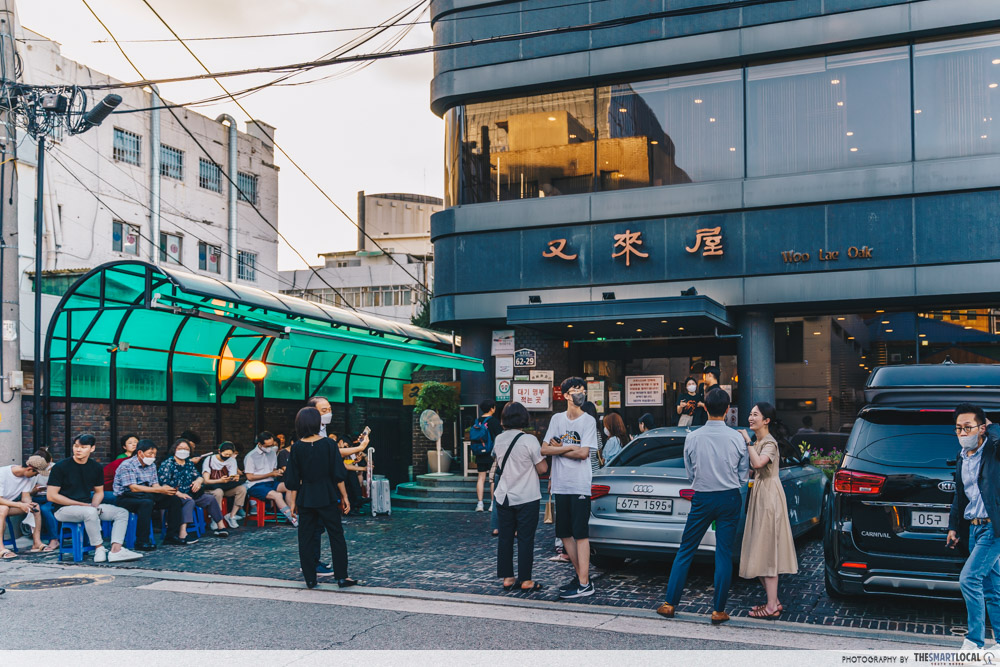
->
xmin=47 ymin=458 xmax=104 ymax=505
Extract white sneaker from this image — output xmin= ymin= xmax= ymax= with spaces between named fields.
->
xmin=475 ymin=501 xmax=484 ymax=512
xmin=961 ymin=638 xmax=982 ymax=650
xmin=108 ymin=548 xmax=143 ymax=563
xmin=210 ymin=520 xmax=219 ymax=530
xmin=94 ymin=546 xmax=107 ymax=563
xmin=227 ymin=515 xmax=240 ymax=529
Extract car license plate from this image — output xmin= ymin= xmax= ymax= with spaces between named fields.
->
xmin=911 ymin=510 xmax=948 ymax=529
xmin=616 ymin=496 xmax=673 ymax=514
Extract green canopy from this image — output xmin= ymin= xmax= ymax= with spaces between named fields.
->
xmin=45 ymin=261 xmax=482 ymax=410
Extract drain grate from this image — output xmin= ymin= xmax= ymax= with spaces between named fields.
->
xmin=4 ymin=575 xmax=112 ymax=590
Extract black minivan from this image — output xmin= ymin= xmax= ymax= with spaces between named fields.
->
xmin=824 ymin=363 xmax=1000 ymax=599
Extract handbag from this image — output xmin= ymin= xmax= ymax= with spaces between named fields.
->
xmin=494 ymin=432 xmax=525 ymax=492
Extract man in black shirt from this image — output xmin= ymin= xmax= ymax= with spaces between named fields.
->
xmin=47 ymin=434 xmax=141 ymax=563
xmin=474 ymin=399 xmax=503 ymax=512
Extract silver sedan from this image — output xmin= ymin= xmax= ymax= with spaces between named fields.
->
xmin=588 ymin=427 xmax=829 ymax=567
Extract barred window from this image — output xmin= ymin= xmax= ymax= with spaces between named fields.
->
xmin=198 ymin=241 xmax=221 ymax=274
xmin=237 ymin=250 xmax=257 ymax=281
xmin=160 ymin=144 xmax=184 ymax=180
xmin=199 ymin=158 xmax=222 ymax=192
xmin=237 ymin=171 xmax=258 ymax=205
xmin=113 ymin=128 xmax=142 ymax=166
xmin=112 ymin=221 xmax=140 ymax=255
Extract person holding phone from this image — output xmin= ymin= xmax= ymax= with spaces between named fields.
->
xmin=202 ymin=442 xmax=248 ymax=529
xmin=676 ymin=376 xmax=701 ymax=428
xmin=947 ymin=404 xmax=1000 ymax=650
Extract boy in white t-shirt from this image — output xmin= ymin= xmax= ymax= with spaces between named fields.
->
xmin=541 ymin=376 xmax=599 ymax=600
xmin=0 ymin=456 xmax=50 ymax=556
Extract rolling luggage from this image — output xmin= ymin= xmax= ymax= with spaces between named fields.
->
xmin=367 ymin=447 xmax=391 ymax=517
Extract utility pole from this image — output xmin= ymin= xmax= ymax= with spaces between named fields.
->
xmin=0 ymin=3 xmax=22 ymax=465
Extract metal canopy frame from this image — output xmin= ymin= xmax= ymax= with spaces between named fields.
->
xmin=42 ymin=260 xmax=483 ymax=454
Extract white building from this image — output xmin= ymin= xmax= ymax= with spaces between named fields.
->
xmin=16 ymin=28 xmax=280 ymax=361
xmin=280 ymin=192 xmax=439 ymax=323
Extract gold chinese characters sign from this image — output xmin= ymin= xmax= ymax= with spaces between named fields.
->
xmin=542 ymin=227 xmax=726 ymax=265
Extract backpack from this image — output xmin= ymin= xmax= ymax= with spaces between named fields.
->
xmin=469 ymin=417 xmax=494 ymax=456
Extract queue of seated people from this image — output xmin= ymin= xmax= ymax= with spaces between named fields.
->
xmin=0 ymin=428 xmax=374 ymax=563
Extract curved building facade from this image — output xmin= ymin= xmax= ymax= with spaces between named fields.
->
xmin=430 ymin=0 xmax=1000 ymax=429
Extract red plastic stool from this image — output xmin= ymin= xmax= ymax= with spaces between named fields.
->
xmin=247 ymin=497 xmax=277 ymax=527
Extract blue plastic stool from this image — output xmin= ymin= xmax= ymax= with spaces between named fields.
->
xmin=58 ymin=522 xmax=97 ymax=562
xmin=3 ymin=517 xmax=18 ymax=553
xmin=160 ymin=506 xmax=204 ymax=539
xmin=103 ymin=513 xmax=140 ymax=549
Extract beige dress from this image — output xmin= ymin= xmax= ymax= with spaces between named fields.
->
xmin=739 ymin=434 xmax=799 ymax=578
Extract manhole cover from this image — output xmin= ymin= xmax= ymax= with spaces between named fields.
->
xmin=4 ymin=575 xmax=112 ymax=590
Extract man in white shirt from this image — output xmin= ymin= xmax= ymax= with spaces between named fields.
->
xmin=0 ymin=455 xmax=50 ymax=555
xmin=307 ymin=396 xmax=333 ymax=438
xmin=541 ymin=376 xmax=599 ymax=600
xmin=244 ymin=431 xmax=298 ymax=526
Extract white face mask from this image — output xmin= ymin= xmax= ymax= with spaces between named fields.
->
xmin=264 ymin=446 xmax=278 ymax=454
xmin=141 ymin=456 xmax=156 ymax=466
xmin=686 ymin=383 xmax=697 ymax=393
xmin=175 ymin=450 xmax=190 ymax=460
xmin=960 ymin=433 xmax=981 ymax=450
xmin=320 ymin=412 xmax=332 ymax=425
xmin=604 ymin=427 xmax=611 ymax=437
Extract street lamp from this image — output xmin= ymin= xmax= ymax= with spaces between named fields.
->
xmin=244 ymin=360 xmax=268 ymax=439
xmin=32 ymin=93 xmax=122 ymax=450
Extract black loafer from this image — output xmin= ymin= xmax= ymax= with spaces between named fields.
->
xmin=306 ymin=581 xmax=318 ymax=589
xmin=163 ymin=536 xmax=189 ymax=546
xmin=134 ymin=543 xmax=157 ymax=552
xmin=337 ymin=578 xmax=358 ymax=588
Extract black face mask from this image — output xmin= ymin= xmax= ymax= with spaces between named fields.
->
xmin=570 ymin=392 xmax=586 ymax=407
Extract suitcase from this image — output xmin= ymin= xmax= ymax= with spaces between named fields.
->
xmin=370 ymin=476 xmax=391 ymax=517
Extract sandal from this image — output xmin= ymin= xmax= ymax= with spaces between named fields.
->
xmin=0 ymin=549 xmax=17 ymax=560
xmin=748 ymin=606 xmax=781 ymax=619
xmin=502 ymin=578 xmax=517 ymax=591
xmin=492 ymin=530 xmax=499 ymax=537
xmin=519 ymin=581 xmax=544 ymax=592
xmin=751 ymin=603 xmax=783 ymax=612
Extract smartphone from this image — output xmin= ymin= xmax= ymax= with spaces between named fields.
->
xmin=361 ymin=426 xmax=371 ymax=438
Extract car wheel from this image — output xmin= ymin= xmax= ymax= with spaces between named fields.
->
xmin=590 ymin=553 xmax=626 ymax=570
xmin=824 ymin=567 xmax=848 ymax=600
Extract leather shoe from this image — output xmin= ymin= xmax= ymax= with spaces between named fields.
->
xmin=711 ymin=611 xmax=730 ymax=625
xmin=656 ymin=603 xmax=675 ymax=618
xmin=306 ymin=581 xmax=318 ymax=589
xmin=337 ymin=578 xmax=358 ymax=589
xmin=134 ymin=543 xmax=157 ymax=552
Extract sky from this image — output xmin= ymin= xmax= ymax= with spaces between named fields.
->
xmin=17 ymin=0 xmax=443 ymax=270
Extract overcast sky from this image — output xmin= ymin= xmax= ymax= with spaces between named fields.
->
xmin=18 ymin=0 xmax=442 ymax=270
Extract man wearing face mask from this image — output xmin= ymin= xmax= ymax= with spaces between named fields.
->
xmin=307 ymin=396 xmax=334 ymax=438
xmin=541 ymin=376 xmax=600 ymax=600
xmin=244 ymin=431 xmax=299 ymax=526
xmin=947 ymin=403 xmax=1000 ymax=650
xmin=676 ymin=376 xmax=702 ymax=428
xmin=692 ymin=366 xmax=721 ymax=427
xmin=114 ymin=440 xmax=188 ymax=549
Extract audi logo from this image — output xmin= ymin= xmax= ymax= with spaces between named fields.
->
xmin=632 ymin=484 xmax=654 ymax=494
xmin=938 ymin=481 xmax=956 ymax=493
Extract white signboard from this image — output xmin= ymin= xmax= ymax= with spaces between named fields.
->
xmin=496 ymin=379 xmax=512 ymax=401
xmin=495 ymin=356 xmax=514 ymax=379
xmin=608 ymin=390 xmax=621 ymax=409
xmin=587 ymin=380 xmax=605 ymax=413
xmin=529 ymin=370 xmax=554 ymax=382
xmin=625 ymin=375 xmax=664 ymax=406
xmin=512 ymin=382 xmax=552 ymax=411
xmin=491 ymin=330 xmax=515 ymax=356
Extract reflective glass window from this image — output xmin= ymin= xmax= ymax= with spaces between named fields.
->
xmin=112 ymin=221 xmax=140 ymax=255
xmin=596 ymin=69 xmax=743 ymax=191
xmin=746 ymin=47 xmax=911 ymax=177
xmin=914 ymin=34 xmax=1000 ymax=160
xmin=462 ymin=89 xmax=596 ymax=202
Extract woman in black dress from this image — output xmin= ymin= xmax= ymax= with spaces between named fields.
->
xmin=285 ymin=407 xmax=358 ymax=589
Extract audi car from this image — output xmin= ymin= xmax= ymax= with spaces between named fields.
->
xmin=824 ymin=363 xmax=1000 ymax=599
xmin=588 ymin=426 xmax=829 ymax=568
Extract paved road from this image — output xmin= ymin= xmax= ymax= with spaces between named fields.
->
xmin=0 ymin=561 xmax=932 ymax=651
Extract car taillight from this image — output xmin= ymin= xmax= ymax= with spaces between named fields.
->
xmin=834 ymin=469 xmax=886 ymax=495
xmin=841 ymin=561 xmax=867 ymax=570
xmin=679 ymin=489 xmax=695 ymax=500
xmin=591 ymin=484 xmax=610 ymax=500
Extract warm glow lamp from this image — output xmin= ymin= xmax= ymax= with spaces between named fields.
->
xmin=245 ymin=360 xmax=268 ymax=381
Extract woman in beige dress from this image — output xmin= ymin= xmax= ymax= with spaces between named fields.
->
xmin=739 ymin=402 xmax=798 ymax=619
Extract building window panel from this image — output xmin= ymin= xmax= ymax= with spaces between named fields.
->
xmin=746 ymin=47 xmax=911 ymax=177
xmin=112 ymin=221 xmax=140 ymax=255
xmin=915 ymin=34 xmax=1000 ymax=161
xmin=461 ymin=88 xmax=596 ymax=203
xmin=198 ymin=241 xmax=221 ymax=274
xmin=596 ymin=69 xmax=744 ymax=192
xmin=113 ymin=128 xmax=142 ymax=166
xmin=237 ymin=171 xmax=259 ymax=205
xmin=199 ymin=158 xmax=223 ymax=192
xmin=237 ymin=250 xmax=257 ymax=281
xmin=159 ymin=232 xmax=182 ymax=265
xmin=160 ymin=144 xmax=184 ymax=179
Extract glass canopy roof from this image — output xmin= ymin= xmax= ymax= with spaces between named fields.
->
xmin=44 ymin=261 xmax=483 ymax=406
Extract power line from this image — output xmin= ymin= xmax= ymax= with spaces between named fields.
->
xmin=136 ymin=0 xmax=434 ymax=296
xmin=79 ymin=0 xmax=789 ymax=91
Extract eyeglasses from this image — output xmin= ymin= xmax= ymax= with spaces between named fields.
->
xmin=955 ymin=425 xmax=983 ymax=435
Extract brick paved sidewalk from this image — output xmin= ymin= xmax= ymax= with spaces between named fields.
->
xmin=7 ymin=509 xmax=970 ymax=639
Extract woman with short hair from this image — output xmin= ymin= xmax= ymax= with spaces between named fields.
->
xmin=201 ymin=441 xmax=248 ymax=529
